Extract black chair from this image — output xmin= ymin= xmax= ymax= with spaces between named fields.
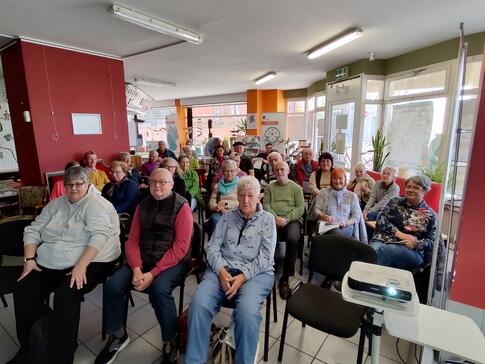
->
xmin=278 ymin=235 xmax=377 ymax=363
xmin=0 ymin=216 xmax=34 ymax=307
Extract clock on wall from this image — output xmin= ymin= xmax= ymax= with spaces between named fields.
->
xmin=264 ymin=127 xmax=281 ymax=143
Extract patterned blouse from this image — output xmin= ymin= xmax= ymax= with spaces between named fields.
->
xmin=373 ymin=197 xmax=437 ymax=254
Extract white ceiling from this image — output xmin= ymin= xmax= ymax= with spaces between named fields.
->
xmin=1 ymin=0 xmax=484 ymax=100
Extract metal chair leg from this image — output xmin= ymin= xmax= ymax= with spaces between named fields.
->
xmin=278 ymin=308 xmax=290 ymax=362
xmin=128 ymin=292 xmax=135 ymax=307
xmin=1 ymin=294 xmax=8 ymax=308
xmin=264 ymin=294 xmax=270 ymax=361
xmin=178 ymin=283 xmax=185 ymax=316
xmin=272 ymin=284 xmax=278 ymax=323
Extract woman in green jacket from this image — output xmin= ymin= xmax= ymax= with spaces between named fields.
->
xmin=179 ymin=154 xmax=201 ymax=211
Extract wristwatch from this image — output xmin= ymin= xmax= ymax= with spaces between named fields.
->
xmin=23 ymin=256 xmax=36 ymax=262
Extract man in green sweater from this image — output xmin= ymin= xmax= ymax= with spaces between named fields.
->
xmin=263 ymin=161 xmax=304 ymax=299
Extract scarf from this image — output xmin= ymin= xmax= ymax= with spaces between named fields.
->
xmin=330 ymin=186 xmax=348 ymax=205
xmin=218 ymin=176 xmax=240 ymax=195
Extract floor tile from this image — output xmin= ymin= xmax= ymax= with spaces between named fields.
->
xmin=84 ymin=284 xmax=104 ymax=308
xmin=0 ymin=324 xmax=19 ymax=364
xmin=283 ymin=319 xmax=327 ymax=357
xmin=108 ymin=336 xmax=161 ymax=364
xmin=142 ymin=324 xmax=163 ymax=350
xmin=126 ymin=303 xmax=159 ymax=335
xmin=80 ymin=299 xmax=100 ymax=319
xmin=73 ymin=343 xmax=96 ymax=364
xmin=316 ymin=335 xmax=368 ymax=364
xmin=266 ymin=339 xmax=313 ymax=364
xmin=84 ymin=328 xmax=138 ymax=356
xmin=260 ymin=308 xmax=295 ymax=340
xmin=379 ymin=329 xmax=409 ymax=362
xmin=256 ymin=329 xmax=277 ymax=363
xmin=365 ymin=354 xmax=402 ymax=364
xmin=0 ymin=294 xmax=19 ymax=345
xmin=78 ymin=308 xmax=103 ymax=343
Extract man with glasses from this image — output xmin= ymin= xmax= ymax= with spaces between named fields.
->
xmin=96 ymin=168 xmax=193 ymax=364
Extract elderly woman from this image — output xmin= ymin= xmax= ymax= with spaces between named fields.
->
xmin=364 ymin=166 xmax=400 ymax=221
xmin=160 ymin=157 xmax=191 ymax=203
xmin=102 ymin=161 xmax=139 ymax=215
xmin=212 ymin=152 xmax=247 ymax=187
xmin=11 ymin=166 xmax=120 ymax=364
xmin=178 ymin=154 xmax=201 ymax=211
xmin=206 ymin=159 xmax=240 ymax=238
xmin=294 ymin=148 xmax=319 ymax=193
xmin=370 ymin=175 xmax=437 ymax=270
xmin=348 ymin=162 xmax=376 ymax=210
xmin=312 ymin=167 xmax=367 ymax=242
xmin=186 ymin=176 xmax=276 ymax=364
xmin=119 ymin=151 xmax=141 ymax=185
xmin=309 ymin=152 xmax=334 ymax=197
xmin=205 ymin=144 xmax=226 ymax=194
xmin=182 ymin=146 xmax=199 ymax=170
xmin=141 ymin=150 xmax=160 ymax=177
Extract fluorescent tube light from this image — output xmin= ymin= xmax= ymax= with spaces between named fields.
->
xmin=254 ymin=72 xmax=276 ymax=85
xmin=111 ymin=3 xmax=203 ymax=44
xmin=134 ymin=77 xmax=177 ymax=88
xmin=307 ymin=27 xmax=363 ymax=60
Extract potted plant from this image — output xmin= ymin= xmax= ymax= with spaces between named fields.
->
xmin=372 ymin=129 xmax=390 ymax=172
xmin=420 ymin=162 xmax=444 ymax=183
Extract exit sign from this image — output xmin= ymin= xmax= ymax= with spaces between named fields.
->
xmin=335 ymin=66 xmax=349 ymax=80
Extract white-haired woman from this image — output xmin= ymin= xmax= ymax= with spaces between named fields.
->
xmin=186 ymin=176 xmax=276 ymax=364
xmin=370 ymin=175 xmax=437 ymax=269
xmin=348 ymin=162 xmax=375 ymax=210
xmin=363 ymin=166 xmax=400 ymax=221
xmin=11 ymin=166 xmax=120 ymax=364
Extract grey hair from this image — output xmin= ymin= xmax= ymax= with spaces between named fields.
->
xmin=237 ymin=176 xmax=261 ymax=195
xmin=160 ymin=157 xmax=182 ymax=177
xmin=382 ymin=166 xmax=397 ymax=178
xmin=222 ymin=159 xmax=237 ymax=170
xmin=354 ymin=162 xmax=366 ymax=172
xmin=119 ymin=152 xmax=131 ymax=160
xmin=63 ymin=165 xmax=89 ymax=185
xmin=267 ymin=151 xmax=282 ymax=161
xmin=149 ymin=150 xmax=159 ymax=157
xmin=406 ymin=175 xmax=432 ymax=193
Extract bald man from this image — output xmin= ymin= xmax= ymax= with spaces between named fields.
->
xmin=263 ymin=161 xmax=304 ymax=299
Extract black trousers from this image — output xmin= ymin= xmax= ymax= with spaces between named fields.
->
xmin=277 ymin=220 xmax=301 ymax=280
xmin=13 ymin=261 xmax=116 ymax=364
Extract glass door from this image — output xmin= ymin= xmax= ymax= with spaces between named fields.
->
xmin=328 ymin=101 xmax=356 ymax=169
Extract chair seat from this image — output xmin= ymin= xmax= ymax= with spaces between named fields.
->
xmin=0 ymin=266 xmax=23 ymax=293
xmin=287 ymin=283 xmax=366 ymax=338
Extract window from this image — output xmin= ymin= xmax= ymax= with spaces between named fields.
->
xmin=287 ymin=100 xmax=305 ymax=113
xmin=362 ymin=79 xmax=384 ymax=169
xmin=286 ymin=98 xmax=307 ymax=144
xmin=136 ymin=107 xmax=176 ymax=151
xmin=387 ymin=69 xmax=448 ymax=98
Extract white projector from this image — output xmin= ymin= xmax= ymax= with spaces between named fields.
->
xmin=346 ymin=261 xmax=417 ymax=312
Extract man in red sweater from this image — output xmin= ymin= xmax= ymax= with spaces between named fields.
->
xmin=96 ymin=168 xmax=193 ymax=364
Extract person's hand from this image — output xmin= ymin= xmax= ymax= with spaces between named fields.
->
xmin=219 ymin=269 xmax=232 ymax=292
xmin=363 ymin=210 xmax=368 ymax=221
xmin=319 ymin=213 xmax=333 ymax=223
xmin=401 ymin=234 xmax=417 ymax=249
xmin=69 ymin=264 xmax=88 ymax=289
xmin=134 ymin=272 xmax=154 ymax=291
xmin=132 ymin=267 xmax=144 ymax=287
xmin=339 ymin=221 xmax=348 ymax=229
xmin=226 ymin=274 xmax=246 ymax=300
xmin=18 ymin=260 xmax=42 ymax=281
xmin=361 ymin=185 xmax=368 ymax=193
xmin=275 ymin=216 xmax=288 ymax=227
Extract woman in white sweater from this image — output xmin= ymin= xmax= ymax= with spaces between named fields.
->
xmin=10 ymin=166 xmax=120 ymax=364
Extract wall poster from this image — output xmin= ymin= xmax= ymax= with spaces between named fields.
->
xmin=261 ymin=112 xmax=286 ymax=153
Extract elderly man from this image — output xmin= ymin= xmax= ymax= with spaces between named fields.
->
xmin=233 ymin=141 xmax=254 ymax=176
xmin=96 ymin=168 xmax=193 ymax=364
xmin=156 ymin=140 xmax=177 ymax=159
xmin=84 ymin=150 xmax=110 ymax=191
xmin=204 ymin=136 xmax=221 ymax=157
xmin=261 ymin=151 xmax=283 ymax=185
xmin=263 ymin=161 xmax=304 ymax=299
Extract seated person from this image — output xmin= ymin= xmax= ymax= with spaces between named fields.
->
xmin=363 ymin=166 xmax=400 ymax=221
xmin=293 ymin=148 xmax=319 ymax=194
xmin=84 ymin=150 xmax=110 ymax=191
xmin=141 ymin=150 xmax=160 ymax=177
xmin=263 ymin=160 xmax=304 ymax=299
xmin=205 ymin=145 xmax=226 ymax=193
xmin=370 ymin=175 xmax=436 ymax=270
xmin=204 ymin=135 xmax=221 ymax=157
xmin=186 ymin=176 xmax=276 ymax=364
xmin=233 ymin=141 xmax=254 ymax=176
xmin=184 ymin=138 xmax=199 ymax=159
xmin=178 ymin=154 xmax=201 ymax=211
xmin=347 ymin=162 xmax=375 ymax=210
xmin=160 ymin=157 xmax=191 ymax=202
xmin=222 ymin=139 xmax=232 ymax=156
xmin=119 ymin=151 xmax=141 ymax=185
xmin=260 ymin=151 xmax=283 ymax=186
xmin=96 ymin=168 xmax=193 ymax=364
xmin=11 ymin=166 xmax=120 ymax=364
xmin=309 ymin=152 xmax=334 ymax=197
xmin=211 ymin=152 xmax=247 ymax=188
xmin=312 ymin=167 xmax=367 ymax=242
xmin=257 ymin=142 xmax=273 ymax=160
xmin=206 ymin=159 xmax=240 ymax=238
xmin=49 ymin=161 xmax=79 ymax=200
xmin=181 ymin=146 xmax=199 ymax=170
xmin=101 ymin=161 xmax=139 ymax=215
xmin=156 ymin=140 xmax=177 ymax=159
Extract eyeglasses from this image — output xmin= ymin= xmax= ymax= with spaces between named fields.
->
xmin=405 ymin=184 xmax=423 ymax=191
xmin=64 ymin=182 xmax=86 ymax=189
xmin=149 ymin=180 xmax=173 ymax=186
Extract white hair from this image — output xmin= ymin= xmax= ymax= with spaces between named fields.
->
xmin=237 ymin=176 xmax=261 ymax=195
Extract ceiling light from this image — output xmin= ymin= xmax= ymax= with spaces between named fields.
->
xmin=111 ymin=3 xmax=203 ymax=44
xmin=254 ymin=72 xmax=276 ymax=85
xmin=134 ymin=77 xmax=177 ymax=88
xmin=307 ymin=27 xmax=363 ymax=60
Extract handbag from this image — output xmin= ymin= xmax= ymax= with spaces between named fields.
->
xmin=208 ymin=321 xmax=235 ymax=364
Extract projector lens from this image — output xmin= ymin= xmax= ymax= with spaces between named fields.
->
xmin=387 ymin=287 xmax=397 ymax=296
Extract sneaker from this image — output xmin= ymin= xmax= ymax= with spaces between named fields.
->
xmin=160 ymin=343 xmax=178 ymax=364
xmin=95 ymin=333 xmax=130 ymax=364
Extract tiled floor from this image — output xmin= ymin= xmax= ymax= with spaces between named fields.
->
xmin=0 ymin=240 xmax=408 ymax=364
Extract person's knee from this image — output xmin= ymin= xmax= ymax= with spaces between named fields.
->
xmin=234 ymin=300 xmax=260 ymax=324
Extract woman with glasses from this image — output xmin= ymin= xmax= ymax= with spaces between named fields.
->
xmin=370 ymin=175 xmax=437 ymax=269
xmin=206 ymin=159 xmax=240 ymax=238
xmin=10 ymin=166 xmax=120 ymax=364
xmin=101 ymin=161 xmax=139 ymax=215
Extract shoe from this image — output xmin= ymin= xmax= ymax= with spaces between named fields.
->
xmin=278 ymin=280 xmax=290 ymax=300
xmin=6 ymin=350 xmax=28 ymax=364
xmin=95 ymin=333 xmax=130 ymax=364
xmin=333 ymin=281 xmax=342 ymax=292
xmin=160 ymin=343 xmax=178 ymax=364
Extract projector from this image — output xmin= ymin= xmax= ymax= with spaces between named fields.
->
xmin=346 ymin=262 xmax=415 ymax=306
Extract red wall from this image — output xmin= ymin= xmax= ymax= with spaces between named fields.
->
xmin=1 ymin=41 xmax=129 ymax=184
xmin=450 ymin=45 xmax=485 ymax=309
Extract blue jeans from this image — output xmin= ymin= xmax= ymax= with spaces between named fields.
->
xmin=186 ymin=268 xmax=274 ymax=364
xmin=367 ymin=211 xmax=379 ymax=221
xmin=190 ymin=197 xmax=198 ymax=211
xmin=370 ymin=240 xmax=424 ymax=269
xmin=103 ymin=262 xmax=188 ymax=341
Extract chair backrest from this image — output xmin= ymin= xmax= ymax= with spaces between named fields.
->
xmin=191 ymin=222 xmax=203 ymax=260
xmin=19 ymin=186 xmax=47 ymax=209
xmin=309 ymin=235 xmax=377 ymax=282
xmin=0 ymin=216 xmax=34 ymax=256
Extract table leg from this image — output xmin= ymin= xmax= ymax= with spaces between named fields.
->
xmin=370 ymin=310 xmax=384 ymax=364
